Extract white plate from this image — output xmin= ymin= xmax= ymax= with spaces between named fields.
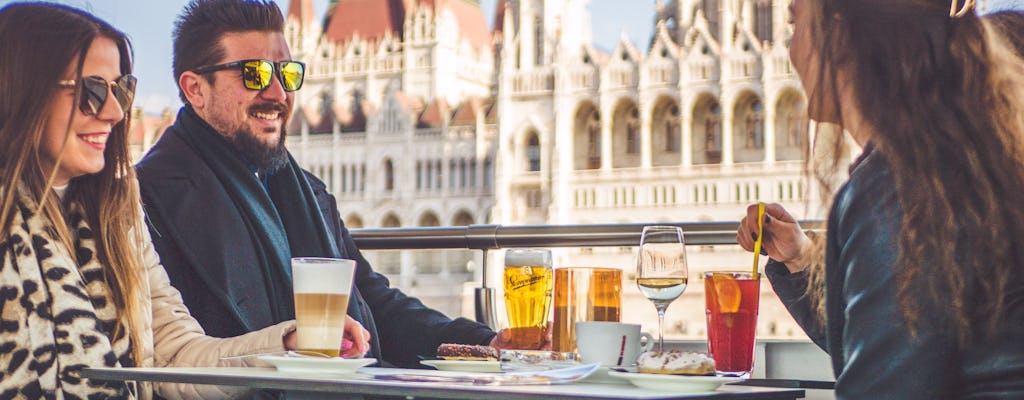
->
xmin=581 ymin=366 xmax=636 ymax=384
xmin=258 ymin=355 xmax=376 ymax=374
xmin=420 ymin=359 xmax=502 ymax=373
xmin=607 ymin=370 xmax=741 ymax=392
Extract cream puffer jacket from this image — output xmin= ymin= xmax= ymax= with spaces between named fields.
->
xmin=134 ymin=211 xmax=294 ymax=399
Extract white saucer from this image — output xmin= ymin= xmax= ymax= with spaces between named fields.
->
xmin=420 ymin=359 xmax=502 ymax=373
xmin=258 ymin=355 xmax=376 ymax=374
xmin=607 ymin=370 xmax=742 ymax=392
xmin=581 ymin=366 xmax=636 ymax=384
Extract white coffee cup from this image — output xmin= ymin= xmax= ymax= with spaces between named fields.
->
xmin=575 ymin=321 xmax=654 ymax=367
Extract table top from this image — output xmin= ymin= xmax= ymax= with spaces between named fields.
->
xmin=82 ymin=367 xmax=806 ymax=400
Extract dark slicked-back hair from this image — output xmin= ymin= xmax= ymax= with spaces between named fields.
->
xmin=172 ymin=0 xmax=284 ymax=102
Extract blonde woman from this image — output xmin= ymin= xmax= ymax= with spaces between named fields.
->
xmin=0 ymin=3 xmax=367 ymax=398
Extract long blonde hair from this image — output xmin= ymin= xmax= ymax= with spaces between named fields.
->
xmin=802 ymin=0 xmax=1024 ymax=344
xmin=0 ymin=3 xmax=145 ymax=364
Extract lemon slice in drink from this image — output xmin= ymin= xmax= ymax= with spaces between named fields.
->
xmin=712 ymin=273 xmax=741 ymax=313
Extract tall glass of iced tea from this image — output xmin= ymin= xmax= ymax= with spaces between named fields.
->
xmin=551 ymin=267 xmax=622 ymax=352
xmin=703 ymin=271 xmax=760 ymax=376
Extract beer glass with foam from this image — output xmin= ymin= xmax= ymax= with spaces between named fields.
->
xmin=503 ymin=249 xmax=553 ymax=349
xmin=292 ymin=257 xmax=356 ymax=357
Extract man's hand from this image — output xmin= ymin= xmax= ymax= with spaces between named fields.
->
xmin=736 ymin=202 xmax=814 ymax=273
xmin=488 ymin=325 xmax=552 ymax=351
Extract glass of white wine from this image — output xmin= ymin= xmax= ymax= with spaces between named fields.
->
xmin=636 ymin=225 xmax=688 ymax=353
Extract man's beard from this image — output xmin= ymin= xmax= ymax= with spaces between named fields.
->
xmin=228 ymin=125 xmax=289 ymax=174
xmin=226 ymin=102 xmax=290 ymax=174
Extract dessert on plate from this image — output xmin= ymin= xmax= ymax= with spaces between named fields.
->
xmin=436 ymin=343 xmax=500 ymax=361
xmin=636 ymin=350 xmax=715 ymax=375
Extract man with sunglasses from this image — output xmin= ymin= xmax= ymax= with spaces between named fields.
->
xmin=135 ymin=0 xmax=524 ymax=374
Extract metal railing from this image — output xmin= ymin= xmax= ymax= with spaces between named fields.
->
xmin=349 ymin=221 xmax=824 ymax=328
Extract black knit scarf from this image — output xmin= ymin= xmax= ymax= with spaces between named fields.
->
xmin=172 ymin=107 xmax=344 ymax=323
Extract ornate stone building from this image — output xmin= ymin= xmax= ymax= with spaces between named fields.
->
xmin=283 ymin=0 xmax=828 ymax=340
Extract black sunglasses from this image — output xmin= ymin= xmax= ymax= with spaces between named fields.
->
xmin=191 ymin=59 xmax=305 ymax=92
xmin=58 ymin=74 xmax=137 ymax=116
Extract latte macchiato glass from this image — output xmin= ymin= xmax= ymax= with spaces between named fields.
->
xmin=292 ymin=257 xmax=356 ymax=357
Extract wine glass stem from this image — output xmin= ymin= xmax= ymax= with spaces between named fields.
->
xmin=655 ymin=303 xmax=668 ymax=353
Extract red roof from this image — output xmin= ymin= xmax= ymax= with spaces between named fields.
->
xmin=325 ymin=0 xmax=406 ymax=44
xmin=418 ymin=98 xmax=450 ymax=128
xmin=287 ymin=0 xmax=315 ymax=25
xmin=324 ymin=0 xmax=490 ymax=51
xmin=439 ymin=0 xmax=491 ymax=50
xmin=450 ymin=97 xmax=478 ymax=126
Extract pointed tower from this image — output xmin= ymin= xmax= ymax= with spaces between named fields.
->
xmin=287 ymin=0 xmax=315 ymax=26
xmin=284 ymin=0 xmax=322 ymax=57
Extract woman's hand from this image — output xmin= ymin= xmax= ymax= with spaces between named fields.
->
xmin=282 ymin=316 xmax=371 ymax=358
xmin=340 ymin=315 xmax=371 ymax=358
xmin=736 ymin=202 xmax=814 ymax=273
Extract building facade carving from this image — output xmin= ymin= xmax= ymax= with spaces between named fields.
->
xmin=281 ymin=0 xmax=830 ymax=340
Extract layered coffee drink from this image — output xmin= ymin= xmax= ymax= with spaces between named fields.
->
xmin=294 ymin=293 xmax=350 ymax=357
xmin=292 ymin=258 xmax=356 ymax=357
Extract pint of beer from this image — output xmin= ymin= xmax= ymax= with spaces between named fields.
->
xmin=503 ymin=249 xmax=553 ymax=349
xmin=552 ymin=267 xmax=622 ymax=352
xmin=292 ymin=257 xmax=356 ymax=357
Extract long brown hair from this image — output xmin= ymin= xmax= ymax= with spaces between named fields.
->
xmin=983 ymin=11 xmax=1024 ymax=58
xmin=803 ymin=0 xmax=1024 ymax=344
xmin=0 ymin=3 xmax=145 ymax=363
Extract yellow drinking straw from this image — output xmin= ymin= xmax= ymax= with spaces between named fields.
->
xmin=751 ymin=202 xmax=765 ymax=279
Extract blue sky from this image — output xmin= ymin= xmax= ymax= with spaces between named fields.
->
xmin=0 ymin=0 xmax=656 ymax=114
xmin=5 ymin=0 xmax=1017 ymax=113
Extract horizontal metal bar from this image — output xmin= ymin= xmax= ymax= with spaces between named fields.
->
xmin=349 ymin=221 xmax=824 ymax=250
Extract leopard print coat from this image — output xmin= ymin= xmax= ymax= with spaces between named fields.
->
xmin=1 ymin=185 xmax=295 ymax=399
xmin=1 ymin=186 xmax=132 ymax=399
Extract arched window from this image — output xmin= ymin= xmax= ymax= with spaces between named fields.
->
xmin=574 ymin=104 xmax=602 ymax=170
xmin=705 ymin=102 xmax=722 ymax=160
xmin=359 ymin=164 xmax=366 ymax=192
xmin=744 ymin=100 xmax=764 ymax=149
xmin=452 ymin=210 xmax=475 ymax=226
xmin=587 ymin=110 xmax=601 ymax=169
xmin=418 ymin=212 xmax=441 ymax=227
xmin=383 ymin=158 xmax=394 ymax=191
xmin=775 ymin=92 xmax=807 ymax=161
xmin=345 ymin=214 xmax=364 ymax=229
xmin=452 ymin=159 xmax=460 ymax=189
xmin=533 ymin=15 xmax=544 ymax=66
xmin=526 ymin=132 xmax=541 ymax=171
xmin=415 ymin=161 xmax=423 ymax=190
xmin=341 ymin=165 xmax=349 ymax=193
xmin=483 ymin=158 xmax=494 ymax=188
xmin=626 ymin=108 xmax=640 ymax=154
xmin=704 ymin=0 xmax=720 ymax=41
xmin=381 ymin=213 xmax=401 ymax=227
xmin=665 ymin=105 xmax=680 ymax=152
xmin=434 ymin=160 xmax=442 ymax=189
xmin=754 ymin=0 xmax=773 ymax=42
